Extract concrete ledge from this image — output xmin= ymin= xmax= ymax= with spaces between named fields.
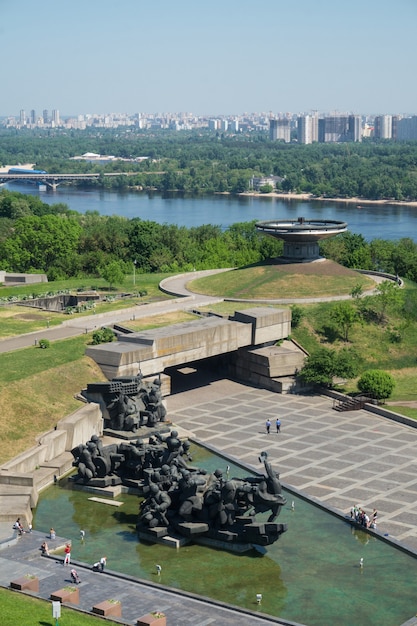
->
xmin=38 ymin=430 xmax=67 ymax=461
xmin=51 ymin=586 xmax=79 ymax=604
xmin=10 ymin=575 xmax=39 ymax=592
xmin=0 ymin=494 xmax=32 ymax=526
xmin=0 ymin=445 xmax=48 ymax=474
xmin=57 ymin=403 xmax=102 ymax=450
xmin=137 ymin=613 xmax=166 ymax=626
xmin=92 ymin=600 xmax=122 ymax=617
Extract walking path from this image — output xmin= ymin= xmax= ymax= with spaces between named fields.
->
xmin=0 ymin=527 xmax=291 ymax=626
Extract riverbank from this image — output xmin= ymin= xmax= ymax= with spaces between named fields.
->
xmin=239 ymin=191 xmax=417 ymax=208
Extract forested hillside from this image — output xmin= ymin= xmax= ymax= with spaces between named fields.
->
xmin=1 ymin=189 xmax=417 ymax=281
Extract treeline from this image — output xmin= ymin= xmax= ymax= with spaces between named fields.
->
xmin=0 ymin=189 xmax=282 ymax=280
xmin=1 ymin=189 xmax=417 ymax=282
xmin=2 ymin=128 xmax=417 ymax=199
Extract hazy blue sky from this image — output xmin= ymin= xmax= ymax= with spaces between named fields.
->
xmin=1 ymin=0 xmax=416 ymax=117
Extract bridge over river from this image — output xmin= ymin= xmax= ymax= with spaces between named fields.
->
xmin=0 ymin=171 xmax=137 ymax=190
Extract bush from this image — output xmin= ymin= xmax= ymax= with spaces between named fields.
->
xmin=38 ymin=339 xmax=50 ymax=349
xmin=91 ymin=327 xmax=115 ymax=345
xmin=290 ymin=305 xmax=304 ymax=329
xmin=357 ymin=369 xmax=395 ymax=401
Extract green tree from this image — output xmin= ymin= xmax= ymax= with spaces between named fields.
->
xmin=259 ymin=184 xmax=273 ymax=193
xmin=357 ymin=369 xmax=395 ymax=401
xmin=374 ymin=280 xmax=403 ymax=322
xmin=350 ymin=283 xmax=363 ymax=300
xmin=100 ymin=260 xmax=125 ymax=289
xmin=299 ymin=346 xmax=360 ymax=388
xmin=330 ymin=301 xmax=358 ymax=341
xmin=0 ymin=214 xmax=82 ymax=277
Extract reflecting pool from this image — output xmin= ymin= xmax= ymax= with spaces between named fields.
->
xmin=33 ymin=446 xmax=417 ymax=626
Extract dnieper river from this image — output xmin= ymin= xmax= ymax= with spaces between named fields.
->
xmin=5 ymin=183 xmax=417 ymax=241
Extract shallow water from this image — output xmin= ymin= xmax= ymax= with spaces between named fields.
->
xmin=33 ymin=445 xmax=417 ymax=625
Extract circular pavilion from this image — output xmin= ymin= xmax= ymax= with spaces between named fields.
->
xmin=255 ymin=217 xmax=348 ymax=262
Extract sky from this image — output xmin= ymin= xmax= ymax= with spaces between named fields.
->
xmin=0 ymin=0 xmax=416 ymax=118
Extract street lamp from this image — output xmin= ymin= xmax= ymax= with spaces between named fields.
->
xmin=133 ymin=259 xmax=137 ymax=286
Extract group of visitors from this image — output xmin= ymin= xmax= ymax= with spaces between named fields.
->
xmin=350 ymin=505 xmax=378 ymax=529
xmin=265 ymin=418 xmax=281 ymax=434
xmin=39 ymin=533 xmax=106 ymax=581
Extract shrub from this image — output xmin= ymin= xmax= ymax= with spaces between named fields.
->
xmin=38 ymin=339 xmax=50 ymax=349
xmin=357 ymin=369 xmax=395 ymax=401
xmin=91 ymin=327 xmax=115 ymax=345
xmin=290 ymin=305 xmax=304 ymax=328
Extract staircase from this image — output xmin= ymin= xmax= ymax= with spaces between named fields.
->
xmin=333 ymin=396 xmax=373 ymax=412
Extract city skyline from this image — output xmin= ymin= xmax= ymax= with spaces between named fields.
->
xmin=1 ymin=0 xmax=416 ymax=116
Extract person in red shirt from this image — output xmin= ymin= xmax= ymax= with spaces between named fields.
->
xmin=64 ymin=543 xmax=71 ymax=566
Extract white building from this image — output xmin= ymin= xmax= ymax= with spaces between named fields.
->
xmin=297 ymin=113 xmax=318 ymax=144
xmin=374 ymin=115 xmax=392 ymax=139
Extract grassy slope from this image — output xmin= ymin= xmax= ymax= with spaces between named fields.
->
xmin=0 ymin=336 xmax=106 ymax=464
xmin=188 ymin=260 xmax=375 ymax=299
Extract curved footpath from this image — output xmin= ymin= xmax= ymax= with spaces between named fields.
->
xmin=0 ymin=267 xmax=390 ymax=354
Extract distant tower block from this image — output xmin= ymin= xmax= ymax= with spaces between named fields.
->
xmin=255 ymin=217 xmax=347 ymax=262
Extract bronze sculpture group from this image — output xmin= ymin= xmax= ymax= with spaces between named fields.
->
xmin=75 ymin=373 xmax=288 ymax=550
xmin=84 ymin=374 xmax=167 ymax=432
xmin=71 ymin=428 xmax=287 ymax=548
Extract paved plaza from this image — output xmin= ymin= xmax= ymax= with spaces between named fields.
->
xmin=168 ymin=373 xmax=417 ymax=553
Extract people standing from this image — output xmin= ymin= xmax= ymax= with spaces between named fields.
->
xmin=276 ymin=418 xmax=281 ymax=433
xmin=100 ymin=556 xmax=107 ymax=572
xmin=64 ymin=543 xmax=71 ymax=566
xmin=266 ymin=419 xmax=271 ymax=434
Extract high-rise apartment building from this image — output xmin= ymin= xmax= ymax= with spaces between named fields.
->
xmin=269 ymin=118 xmax=291 ymax=142
xmin=30 ymin=110 xmax=36 ymax=125
xmin=43 ymin=109 xmax=49 ymax=124
xmin=19 ymin=109 xmax=26 ymax=126
xmin=318 ymin=115 xmax=362 ymax=143
xmin=374 ymin=115 xmax=392 ymax=139
xmin=297 ymin=113 xmax=318 ymax=144
xmin=397 ymin=116 xmax=417 ymax=141
xmin=52 ymin=109 xmax=60 ymax=126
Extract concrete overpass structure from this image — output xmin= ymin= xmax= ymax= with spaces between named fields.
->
xmin=85 ymin=307 xmax=301 ymax=392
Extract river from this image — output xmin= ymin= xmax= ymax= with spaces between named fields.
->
xmin=5 ymin=182 xmax=417 ymax=241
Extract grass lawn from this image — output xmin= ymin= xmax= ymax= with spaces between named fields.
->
xmin=0 ymin=588 xmax=120 ymax=626
xmin=0 ymin=273 xmax=172 ymax=339
xmin=0 ymin=273 xmax=170 ymax=300
xmin=188 ymin=260 xmax=375 ymax=299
